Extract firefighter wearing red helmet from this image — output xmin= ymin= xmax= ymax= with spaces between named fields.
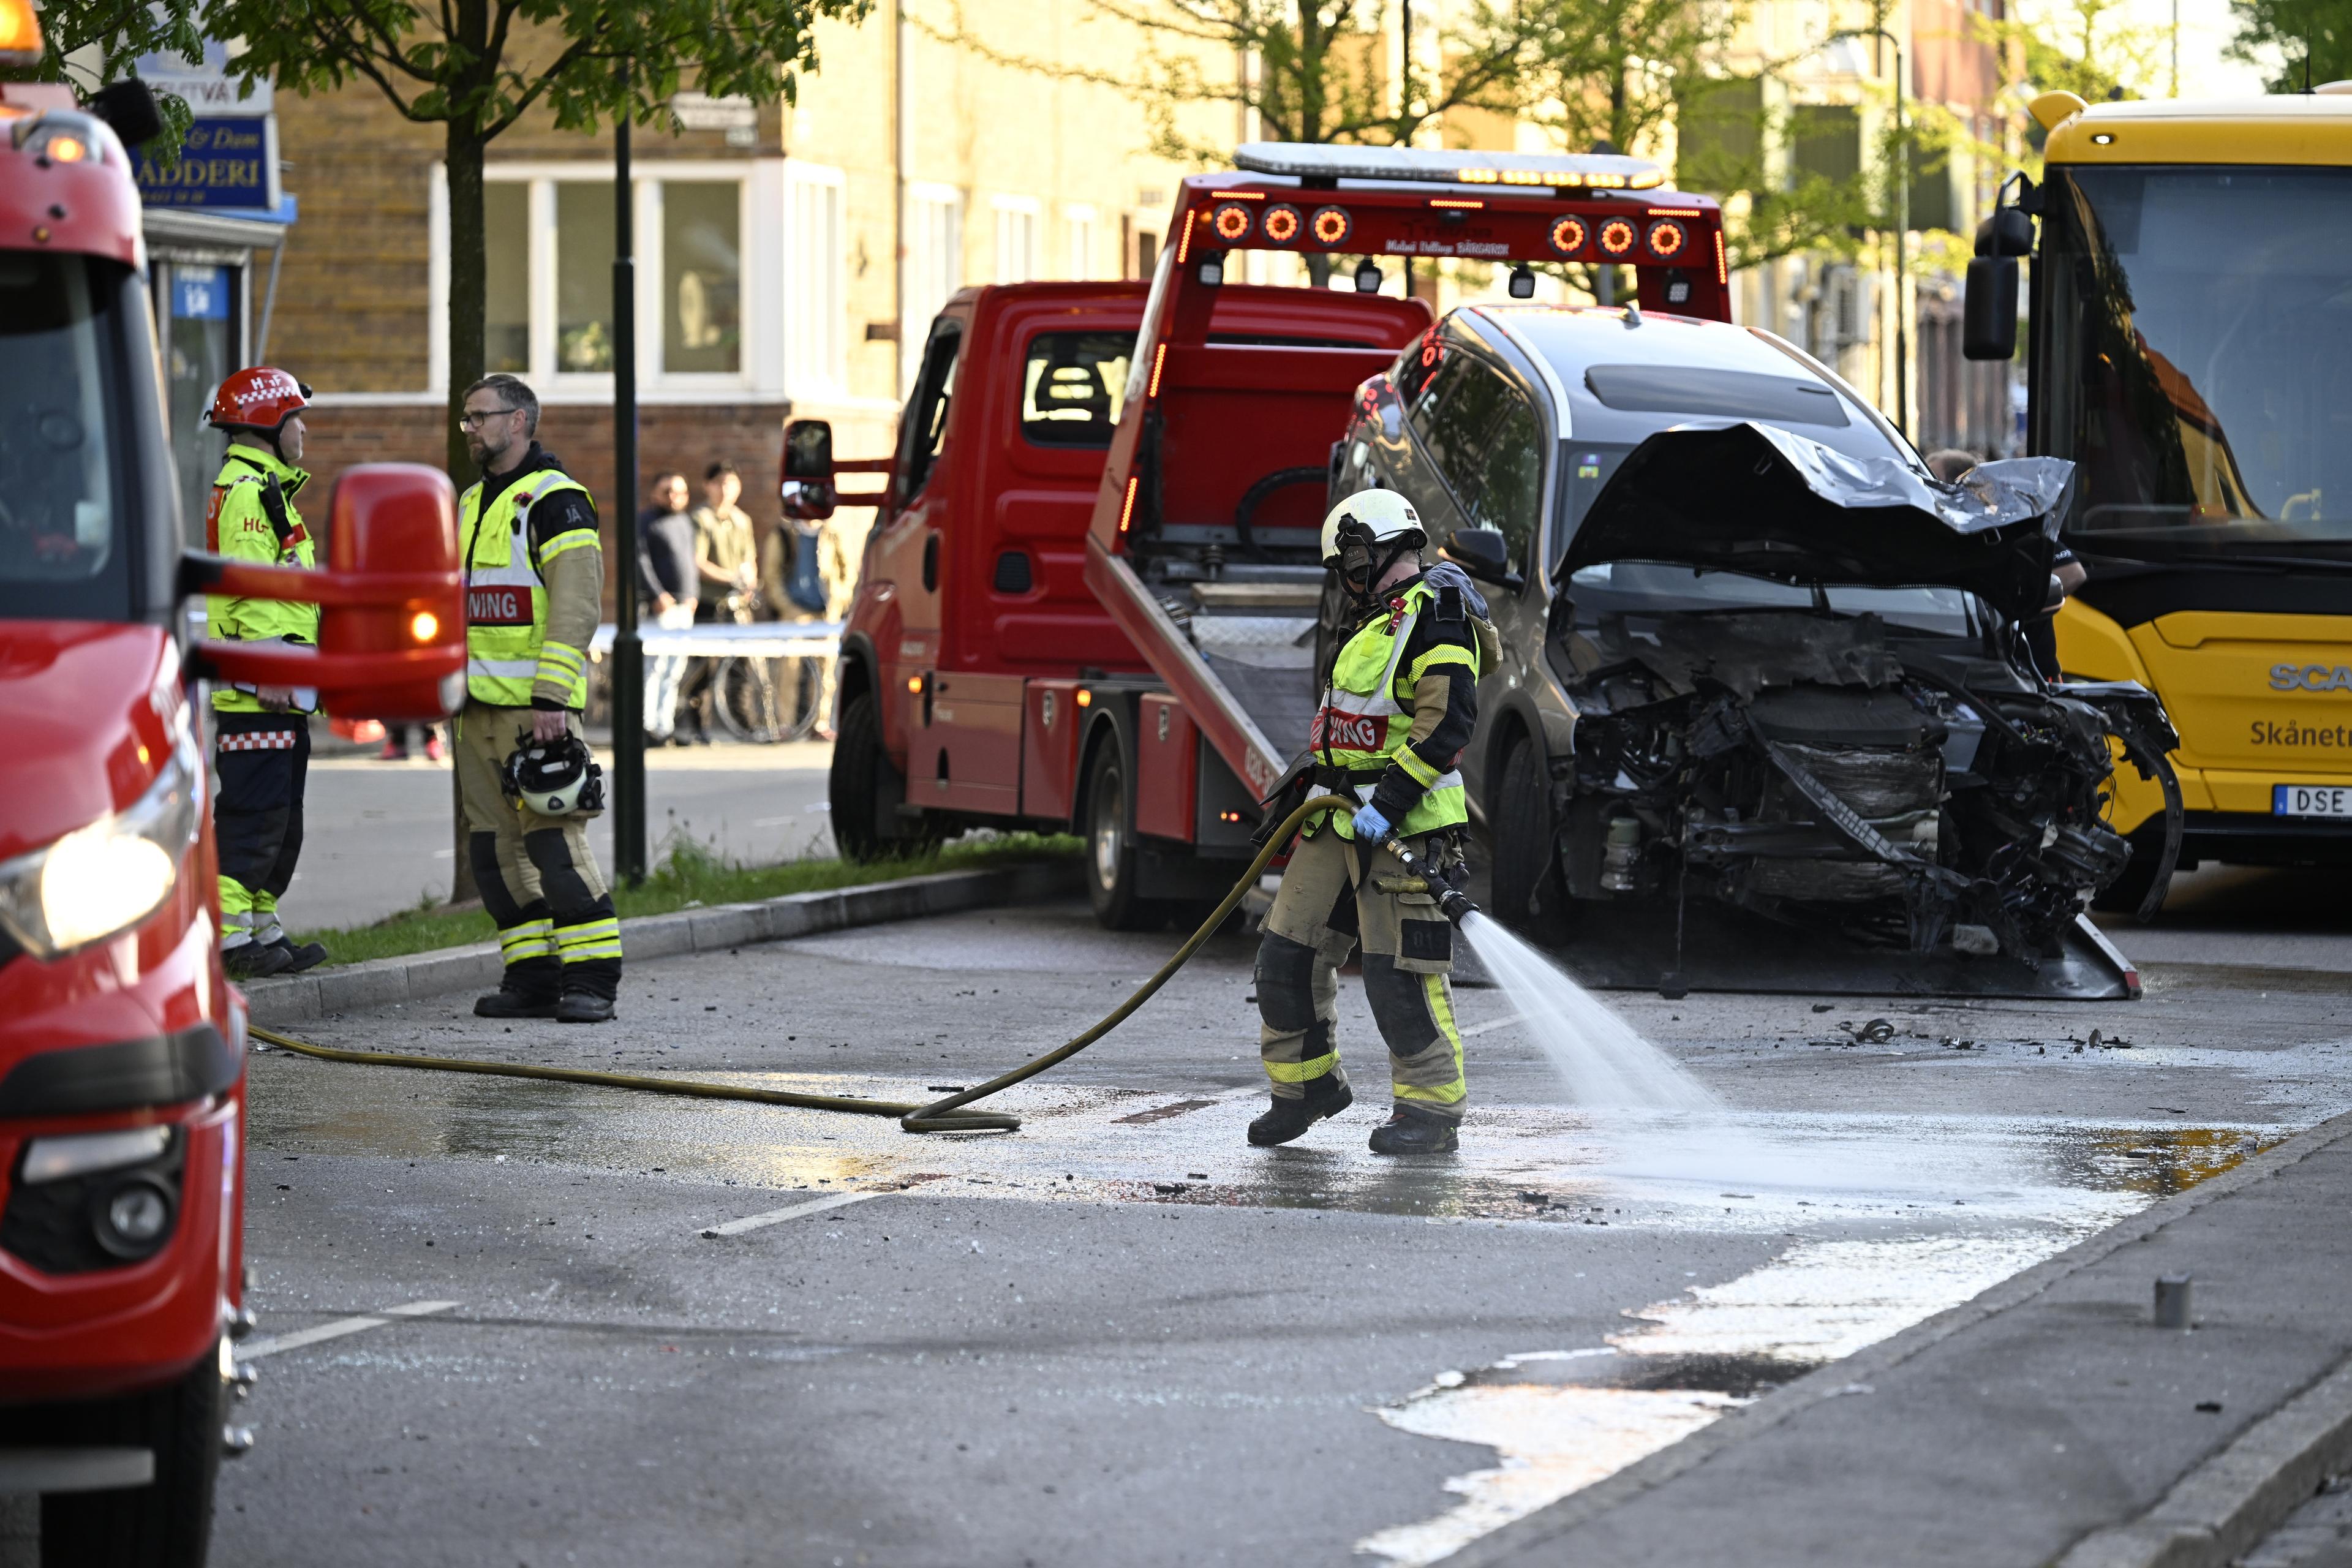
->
xmin=202 ymin=366 xmax=329 ymax=980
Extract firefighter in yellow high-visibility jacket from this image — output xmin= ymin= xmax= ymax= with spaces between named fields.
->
xmin=203 ymin=367 xmax=328 ymax=980
xmin=453 ymin=375 xmax=624 ymax=1024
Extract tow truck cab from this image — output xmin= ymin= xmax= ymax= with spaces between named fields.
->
xmin=817 ymin=143 xmax=1732 ymax=925
xmin=1970 ymin=89 xmax=2352 ymax=902
xmin=1 ymin=37 xmax=466 ymax=1562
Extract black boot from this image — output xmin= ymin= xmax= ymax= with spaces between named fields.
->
xmin=223 ymin=943 xmax=294 ymax=982
xmin=1247 ymin=1076 xmax=1352 ymax=1147
xmin=268 ymin=938 xmax=329 ymax=974
xmin=475 ymin=987 xmax=559 ymax=1019
xmin=1368 ymin=1104 xmax=1459 ymax=1155
xmin=557 ymin=990 xmax=617 ymax=1023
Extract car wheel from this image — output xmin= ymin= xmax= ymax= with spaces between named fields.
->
xmin=829 ymin=690 xmax=892 ymax=861
xmin=1084 ymin=742 xmax=1163 ymax=930
xmin=2090 ymin=827 xmax=2164 ymax=915
xmin=39 ymin=1340 xmax=225 ymax=1568
xmin=1491 ymin=729 xmax=1575 ymax=943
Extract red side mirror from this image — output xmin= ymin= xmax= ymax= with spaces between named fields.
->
xmin=320 ymin=465 xmax=466 ymax=721
xmin=187 ymin=463 xmax=465 ymax=721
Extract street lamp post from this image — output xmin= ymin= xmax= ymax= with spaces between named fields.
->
xmin=611 ymin=63 xmax=647 ymax=886
xmin=1828 ymin=27 xmax=1909 ymax=440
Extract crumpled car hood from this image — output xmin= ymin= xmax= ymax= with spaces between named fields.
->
xmin=1560 ymin=422 xmax=2077 ymax=620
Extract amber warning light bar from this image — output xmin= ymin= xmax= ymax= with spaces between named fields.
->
xmin=1232 ymin=141 xmax=1666 ymax=192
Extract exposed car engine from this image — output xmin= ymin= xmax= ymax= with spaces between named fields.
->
xmin=1551 ymin=603 xmax=2180 ymax=960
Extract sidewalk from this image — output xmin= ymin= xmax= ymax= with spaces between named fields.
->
xmin=1446 ymin=1107 xmax=2352 ymax=1568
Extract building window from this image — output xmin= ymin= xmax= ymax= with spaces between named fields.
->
xmin=554 ymin=183 xmax=617 ymax=372
xmin=785 ymin=162 xmax=844 ymax=396
xmin=663 ymin=181 xmax=741 ymax=374
xmin=993 ymin=195 xmax=1038 ymax=283
xmin=1065 ymin=204 xmax=1096 ymax=279
xmin=907 ymin=184 xmax=962 ymax=382
xmin=476 ymin=168 xmax=750 ymax=385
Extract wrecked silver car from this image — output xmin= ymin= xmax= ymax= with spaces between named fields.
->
xmin=1336 ymin=304 xmax=2180 ymax=998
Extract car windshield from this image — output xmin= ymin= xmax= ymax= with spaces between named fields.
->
xmin=0 ymin=252 xmax=136 ymax=621
xmin=2043 ymin=166 xmax=2352 ymax=559
xmin=1565 ymin=561 xmax=1983 ymax=638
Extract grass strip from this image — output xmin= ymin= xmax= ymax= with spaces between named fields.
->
xmin=291 ymin=832 xmax=1080 ymax=969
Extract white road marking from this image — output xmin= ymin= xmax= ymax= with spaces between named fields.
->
xmin=701 ymin=1189 xmax=884 ymax=1238
xmin=238 ymin=1299 xmax=459 ymax=1361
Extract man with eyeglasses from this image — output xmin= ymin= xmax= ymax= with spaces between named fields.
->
xmin=453 ymin=374 xmax=624 ymax=1023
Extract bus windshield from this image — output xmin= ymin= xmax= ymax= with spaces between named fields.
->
xmin=2042 ymin=167 xmax=2352 ymax=560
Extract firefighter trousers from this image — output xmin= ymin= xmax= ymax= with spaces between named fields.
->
xmin=213 ymin=710 xmax=311 ymax=951
xmin=453 ymin=701 xmax=624 ymax=1001
xmin=1256 ymin=825 xmax=1469 ymax=1121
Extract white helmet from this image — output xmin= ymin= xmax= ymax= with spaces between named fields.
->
xmin=502 ymin=732 xmax=605 ymax=819
xmin=1320 ymin=489 xmax=1426 ymax=568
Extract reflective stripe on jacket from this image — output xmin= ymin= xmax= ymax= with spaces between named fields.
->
xmin=1311 ymin=578 xmax=1478 ymax=839
xmin=458 ymin=468 xmax=598 ymax=707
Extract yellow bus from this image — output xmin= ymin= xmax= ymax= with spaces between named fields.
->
xmin=1969 ymin=86 xmax=2352 ymax=910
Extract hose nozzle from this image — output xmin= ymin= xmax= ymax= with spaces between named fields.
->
xmin=1382 ymin=837 xmax=1480 ymax=925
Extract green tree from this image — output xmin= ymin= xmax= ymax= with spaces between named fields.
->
xmin=3 ymin=0 xmax=207 ymax=153
xmin=2228 ymin=0 xmax=2352 ymax=90
xmin=202 ymin=0 xmax=871 ymax=473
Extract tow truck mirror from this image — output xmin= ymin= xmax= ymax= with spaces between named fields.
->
xmin=1440 ymin=526 xmax=1524 ymax=591
xmin=1963 ymin=256 xmax=2018 ymax=361
xmin=782 ymin=418 xmax=837 ymax=521
xmin=184 ymin=464 xmax=465 ymax=722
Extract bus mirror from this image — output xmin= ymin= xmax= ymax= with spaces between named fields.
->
xmin=782 ymin=419 xmax=837 ymax=521
xmin=318 ymin=465 xmax=466 ymax=722
xmin=1963 ymin=257 xmax=2018 ymax=361
xmin=1975 ymin=207 xmax=2034 ymax=258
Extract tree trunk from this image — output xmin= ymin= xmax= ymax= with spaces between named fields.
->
xmin=445 ymin=115 xmax=487 ymax=905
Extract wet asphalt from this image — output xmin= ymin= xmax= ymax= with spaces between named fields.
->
xmin=209 ymin=872 xmax=2352 ymax=1567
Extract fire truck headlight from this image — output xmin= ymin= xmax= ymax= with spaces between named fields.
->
xmin=0 ymin=715 xmax=199 ymax=958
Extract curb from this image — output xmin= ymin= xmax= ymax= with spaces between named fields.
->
xmin=1436 ymin=1105 xmax=2352 ymax=1568
xmin=2056 ymin=1355 xmax=2352 ymax=1568
xmin=243 ymin=859 xmax=1081 ymax=1028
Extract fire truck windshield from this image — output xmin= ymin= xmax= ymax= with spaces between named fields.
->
xmin=2043 ymin=166 xmax=2352 ymax=561
xmin=0 ymin=252 xmax=138 ymax=620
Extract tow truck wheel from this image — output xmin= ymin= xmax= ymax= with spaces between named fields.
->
xmin=1491 ymin=731 xmax=1576 ymax=944
xmin=38 ymin=1338 xmax=225 ymax=1568
xmin=1084 ymin=743 xmax=1164 ymax=931
xmin=830 ymin=691 xmax=893 ymax=861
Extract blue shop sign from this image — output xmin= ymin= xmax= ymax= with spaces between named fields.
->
xmin=173 ymin=269 xmax=230 ymax=320
xmin=135 ymin=116 xmax=279 ymax=210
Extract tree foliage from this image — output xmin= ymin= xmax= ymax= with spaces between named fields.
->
xmin=4 ymin=0 xmax=207 ymax=154
xmin=2228 ymin=0 xmax=2352 ymax=90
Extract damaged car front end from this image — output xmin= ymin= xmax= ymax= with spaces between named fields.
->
xmin=1551 ymin=421 xmax=2182 ymax=977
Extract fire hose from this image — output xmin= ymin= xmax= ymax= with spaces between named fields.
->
xmin=250 ymin=795 xmax=1478 ymax=1136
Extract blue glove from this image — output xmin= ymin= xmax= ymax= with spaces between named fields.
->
xmin=1351 ymin=803 xmax=1393 ymax=844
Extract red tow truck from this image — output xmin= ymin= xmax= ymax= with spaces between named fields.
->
xmin=812 ymin=142 xmax=1730 ymax=925
xmin=0 ymin=26 xmax=466 ymax=1561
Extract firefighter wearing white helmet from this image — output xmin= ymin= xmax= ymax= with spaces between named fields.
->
xmin=1249 ymin=489 xmax=1501 ymax=1156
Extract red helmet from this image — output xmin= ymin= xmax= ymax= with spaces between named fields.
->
xmin=205 ymin=367 xmax=312 ymax=432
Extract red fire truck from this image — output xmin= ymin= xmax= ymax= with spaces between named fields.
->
xmin=810 ymin=142 xmax=1730 ymax=925
xmin=0 ymin=21 xmax=465 ymax=1561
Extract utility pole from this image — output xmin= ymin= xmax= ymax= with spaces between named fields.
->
xmin=611 ymin=62 xmax=647 ymax=886
xmin=1831 ymin=27 xmax=1908 ymax=439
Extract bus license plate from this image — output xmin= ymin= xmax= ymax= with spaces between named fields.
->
xmin=2274 ymin=785 xmax=2352 ymax=816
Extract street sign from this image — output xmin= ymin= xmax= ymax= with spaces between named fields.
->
xmin=134 ymin=115 xmax=281 ymax=210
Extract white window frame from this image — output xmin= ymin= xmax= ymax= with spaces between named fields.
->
xmin=905 ymin=181 xmax=963 ymax=388
xmin=992 ymin=193 xmax=1040 ymax=284
xmin=429 ymin=159 xmax=782 ymax=402
xmin=1063 ymin=203 xmax=1096 ymax=281
xmin=783 ymin=160 xmax=848 ymax=399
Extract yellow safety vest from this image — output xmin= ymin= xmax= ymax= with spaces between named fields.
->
xmin=458 ymin=466 xmax=598 ymax=707
xmin=1310 ymin=577 xmax=1478 ymax=840
xmin=206 ymin=448 xmax=317 ymax=714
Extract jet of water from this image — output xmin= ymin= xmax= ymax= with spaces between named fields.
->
xmin=1458 ymin=913 xmax=1717 ymax=1114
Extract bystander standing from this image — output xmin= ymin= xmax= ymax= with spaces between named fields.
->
xmin=638 ymin=472 xmax=696 ymax=745
xmin=681 ymin=461 xmax=757 ymax=743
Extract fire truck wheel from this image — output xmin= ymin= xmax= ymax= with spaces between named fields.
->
xmin=38 ymin=1339 xmax=225 ymax=1568
xmin=1084 ymin=742 xmax=1166 ymax=931
xmin=830 ymin=690 xmax=894 ymax=861
xmin=1490 ymin=729 xmax=1576 ymax=945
